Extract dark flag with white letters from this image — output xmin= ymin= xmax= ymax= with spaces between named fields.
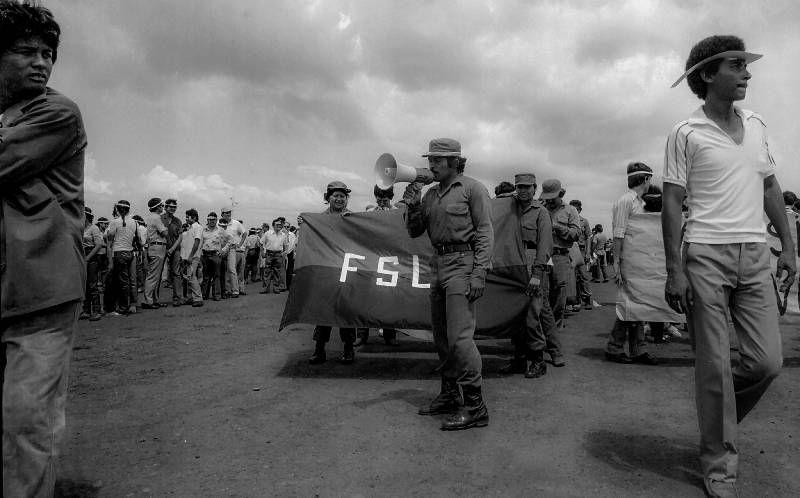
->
xmin=279 ymin=197 xmax=530 ymax=336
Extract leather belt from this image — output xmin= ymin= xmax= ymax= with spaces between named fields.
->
xmin=523 ymin=241 xmax=537 ymax=249
xmin=266 ymin=250 xmax=282 ymax=255
xmin=553 ymin=247 xmax=570 ymax=255
xmin=434 ymin=243 xmax=473 ymax=255
xmin=149 ymin=241 xmax=167 ymax=245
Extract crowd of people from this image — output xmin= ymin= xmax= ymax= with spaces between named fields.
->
xmin=81 ymin=199 xmax=298 ymax=321
xmin=2 ymin=1 xmax=799 ymax=495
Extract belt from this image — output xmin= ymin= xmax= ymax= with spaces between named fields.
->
xmin=553 ymin=247 xmax=570 ymax=255
xmin=149 ymin=241 xmax=167 ymax=246
xmin=433 ymin=242 xmax=473 ymax=255
xmin=523 ymin=241 xmax=537 ymax=249
xmin=202 ymin=249 xmax=218 ymax=255
xmin=266 ymin=250 xmax=282 ymax=255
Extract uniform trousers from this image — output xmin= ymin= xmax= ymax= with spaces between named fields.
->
xmin=537 ymin=268 xmax=562 ymax=356
xmin=549 ymin=252 xmax=571 ymax=328
xmin=593 ymin=253 xmax=609 ymax=281
xmin=143 ymin=244 xmax=166 ymax=305
xmin=313 ymin=326 xmax=356 ymax=344
xmin=684 ymin=242 xmax=782 ymax=483
xmin=3 ymin=300 xmax=79 ymax=498
xmin=82 ymin=256 xmax=100 ymax=315
xmin=429 ymin=251 xmax=482 ymax=388
xmin=512 ymin=247 xmax=547 ymax=354
xmin=574 ymin=251 xmax=592 ymax=305
xmin=110 ymin=250 xmax=133 ymax=312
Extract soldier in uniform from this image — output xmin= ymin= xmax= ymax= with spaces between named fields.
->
xmin=404 ymin=138 xmax=493 ymax=431
xmin=539 ymin=179 xmax=581 ymax=367
xmin=569 ymin=199 xmax=594 ymax=311
xmin=499 ymin=173 xmax=553 ymax=378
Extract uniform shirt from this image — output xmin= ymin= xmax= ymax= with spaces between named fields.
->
xmin=145 ymin=211 xmax=168 ymax=244
xmin=577 ymin=216 xmax=592 ymax=248
xmin=83 ymin=224 xmax=104 ymax=252
xmin=161 ymin=213 xmax=183 ymax=248
xmin=611 ymin=190 xmax=645 ymax=239
xmin=1 ymin=88 xmax=87 ymax=317
xmin=405 ymin=174 xmax=494 ymax=274
xmin=106 ymin=217 xmax=137 ymax=252
xmin=201 ymin=225 xmax=224 ymax=251
xmin=547 ymin=203 xmax=581 ymax=249
xmin=518 ymin=198 xmax=553 ymax=272
xmin=664 ymin=106 xmax=775 ymax=244
xmin=262 ymin=229 xmax=289 ymax=253
xmin=180 ymin=222 xmax=203 ymax=259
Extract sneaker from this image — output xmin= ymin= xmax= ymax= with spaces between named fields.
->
xmin=107 ymin=311 xmax=122 ymax=317
xmin=191 ymin=301 xmax=204 ymax=307
xmin=704 ymin=478 xmax=739 ymax=498
xmin=666 ymin=325 xmax=682 ymax=338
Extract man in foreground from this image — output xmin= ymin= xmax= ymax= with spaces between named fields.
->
xmin=663 ymin=35 xmax=796 ymax=497
xmin=1 ymin=2 xmax=87 ymax=495
xmin=404 ymin=138 xmax=493 ymax=430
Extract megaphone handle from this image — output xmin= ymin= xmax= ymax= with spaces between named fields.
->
xmin=403 ymin=182 xmax=422 ymax=205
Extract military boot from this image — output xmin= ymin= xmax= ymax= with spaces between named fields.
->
xmin=499 ymin=349 xmax=526 ymax=375
xmin=441 ymin=385 xmax=489 ymax=430
xmin=308 ymin=340 xmax=327 ymax=365
xmin=525 ymin=350 xmax=547 ymax=378
xmin=340 ymin=341 xmax=355 ymax=364
xmin=418 ymin=377 xmax=461 ymax=416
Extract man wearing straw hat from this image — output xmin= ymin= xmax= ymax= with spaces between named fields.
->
xmin=404 ymin=138 xmax=493 ymax=431
xmin=663 ymin=35 xmax=796 ymax=497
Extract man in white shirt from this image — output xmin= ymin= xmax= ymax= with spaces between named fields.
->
xmin=180 ymin=209 xmax=204 ymax=307
xmin=201 ymin=212 xmax=224 ymax=301
xmin=663 ymin=35 xmax=796 ymax=498
xmin=260 ymin=218 xmax=288 ymax=294
xmin=142 ymin=197 xmax=168 ymax=309
xmin=242 ymin=228 xmax=261 ymax=284
xmin=220 ymin=207 xmax=245 ymax=297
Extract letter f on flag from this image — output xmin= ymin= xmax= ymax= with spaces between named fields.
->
xmin=340 ymin=252 xmax=365 ymax=282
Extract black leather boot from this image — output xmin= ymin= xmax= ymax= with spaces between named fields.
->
xmin=441 ymin=385 xmax=489 ymax=430
xmin=499 ymin=349 xmax=526 ymax=375
xmin=418 ymin=377 xmax=461 ymax=416
xmin=340 ymin=342 xmax=355 ymax=364
xmin=308 ymin=341 xmax=326 ymax=364
xmin=525 ymin=351 xmax=546 ymax=378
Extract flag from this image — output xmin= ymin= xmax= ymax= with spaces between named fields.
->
xmin=616 ymin=213 xmax=686 ymax=324
xmin=280 ymin=198 xmax=530 ymax=336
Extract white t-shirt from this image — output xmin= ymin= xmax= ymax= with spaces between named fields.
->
xmin=180 ymin=222 xmax=203 ymax=260
xmin=663 ymin=106 xmax=775 ymax=244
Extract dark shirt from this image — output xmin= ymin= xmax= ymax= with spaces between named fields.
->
xmin=547 ymin=202 xmax=581 ymax=249
xmin=518 ymin=198 xmax=552 ymax=272
xmin=162 ymin=213 xmax=183 ymax=248
xmin=405 ymin=174 xmax=493 ymax=276
xmin=1 ymin=88 xmax=87 ymax=317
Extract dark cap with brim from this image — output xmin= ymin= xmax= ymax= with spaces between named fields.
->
xmin=539 ymin=179 xmax=562 ymax=200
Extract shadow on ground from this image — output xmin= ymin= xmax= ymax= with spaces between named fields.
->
xmin=277 ymin=350 xmax=510 ymax=379
xmin=584 ymin=430 xmax=704 ymax=490
xmin=55 ymin=478 xmax=101 ymax=498
xmin=576 ymin=347 xmax=696 ymax=367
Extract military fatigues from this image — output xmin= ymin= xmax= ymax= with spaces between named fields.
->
xmin=544 ymin=202 xmax=581 ymax=331
xmin=406 ymin=174 xmax=493 ymax=388
xmin=574 ymin=215 xmax=593 ymax=307
xmin=516 ymin=199 xmax=553 ymax=355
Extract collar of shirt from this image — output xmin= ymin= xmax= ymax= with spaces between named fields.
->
xmin=431 ymin=175 xmax=464 ymax=199
xmin=687 ymin=104 xmax=757 ymax=130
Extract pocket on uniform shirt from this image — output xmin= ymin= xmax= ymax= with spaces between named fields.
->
xmin=445 ymin=202 xmax=471 ymax=232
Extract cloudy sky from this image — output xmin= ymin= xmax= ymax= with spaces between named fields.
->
xmin=47 ymin=0 xmax=800 ymax=230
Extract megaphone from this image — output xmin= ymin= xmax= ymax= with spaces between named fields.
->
xmin=374 ymin=153 xmax=434 ymax=189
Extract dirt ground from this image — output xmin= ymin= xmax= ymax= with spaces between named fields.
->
xmin=56 ymin=281 xmax=799 ymax=498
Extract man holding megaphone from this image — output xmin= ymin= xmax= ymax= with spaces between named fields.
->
xmin=403 ymin=138 xmax=494 ymax=431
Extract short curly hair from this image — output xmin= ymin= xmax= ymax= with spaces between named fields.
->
xmin=0 ymin=1 xmax=60 ymax=62
xmin=685 ymin=35 xmax=745 ymax=100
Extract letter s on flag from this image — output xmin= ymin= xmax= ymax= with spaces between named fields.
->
xmin=376 ymin=256 xmax=399 ymax=287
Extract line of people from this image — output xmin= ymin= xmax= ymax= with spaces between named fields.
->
xmin=81 ymin=198 xmax=298 ymax=319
